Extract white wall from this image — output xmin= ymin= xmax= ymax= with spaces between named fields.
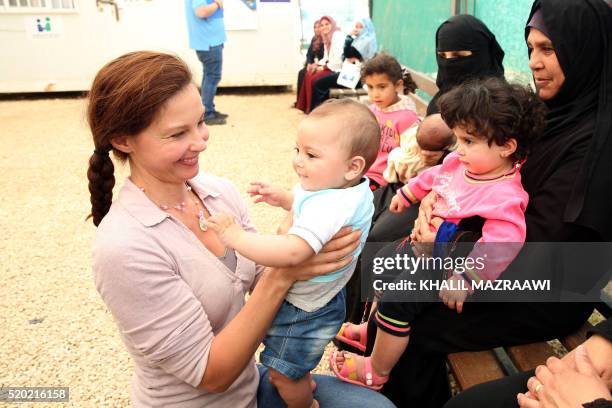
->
xmin=0 ymin=0 xmax=302 ymax=92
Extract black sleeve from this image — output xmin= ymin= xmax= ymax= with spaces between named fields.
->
xmin=588 ymin=317 xmax=612 ymax=341
xmin=306 ymin=43 xmax=315 ymax=64
xmin=343 ymin=35 xmax=363 ymax=61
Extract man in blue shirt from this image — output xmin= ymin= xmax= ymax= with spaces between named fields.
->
xmin=185 ymin=0 xmax=228 ymax=125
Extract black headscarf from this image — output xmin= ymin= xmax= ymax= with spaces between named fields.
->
xmin=521 ymin=0 xmax=612 ymax=241
xmin=427 ymin=15 xmax=505 ymax=115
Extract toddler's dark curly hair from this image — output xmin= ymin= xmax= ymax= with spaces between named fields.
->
xmin=438 ymin=77 xmax=547 ymax=161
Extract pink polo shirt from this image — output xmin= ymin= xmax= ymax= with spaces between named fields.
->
xmin=92 ymin=173 xmax=263 ymax=407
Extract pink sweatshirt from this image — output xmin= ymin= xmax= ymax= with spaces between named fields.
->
xmin=366 ymin=96 xmax=419 ymax=186
xmin=398 ymin=153 xmax=528 ymax=283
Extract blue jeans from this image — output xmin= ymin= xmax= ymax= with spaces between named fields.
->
xmin=257 ymin=365 xmax=397 ymax=407
xmin=261 ymin=291 xmax=345 ymax=379
xmin=196 ymin=44 xmax=223 ymax=117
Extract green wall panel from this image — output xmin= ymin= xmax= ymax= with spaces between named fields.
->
xmin=372 ymin=0 xmax=451 ymax=77
xmin=473 ymin=0 xmax=535 ymax=83
xmin=372 ymin=0 xmax=537 ymax=91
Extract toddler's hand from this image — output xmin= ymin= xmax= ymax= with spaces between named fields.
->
xmin=439 ymin=275 xmax=469 ymax=314
xmin=248 ymin=181 xmax=291 ymax=210
xmin=207 ymin=213 xmax=242 ymax=247
xmin=390 ymin=195 xmax=408 ymax=213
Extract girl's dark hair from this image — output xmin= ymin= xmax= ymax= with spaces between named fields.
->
xmin=86 ymin=51 xmax=192 ymax=226
xmin=438 ymin=77 xmax=546 ymax=161
xmin=361 ymin=52 xmax=418 ymax=94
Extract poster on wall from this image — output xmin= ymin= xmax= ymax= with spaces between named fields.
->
xmin=25 ymin=15 xmax=64 ymax=39
xmin=224 ymin=0 xmax=258 ymax=30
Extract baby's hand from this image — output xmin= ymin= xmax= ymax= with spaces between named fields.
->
xmin=248 ymin=181 xmax=291 ymax=210
xmin=390 ymin=194 xmax=408 ymax=213
xmin=439 ymin=275 xmax=469 ymax=314
xmin=206 ymin=213 xmax=243 ymax=247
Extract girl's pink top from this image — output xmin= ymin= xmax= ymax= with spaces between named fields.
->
xmin=401 ymin=152 xmax=528 ymax=283
xmin=366 ymin=97 xmax=419 ymax=186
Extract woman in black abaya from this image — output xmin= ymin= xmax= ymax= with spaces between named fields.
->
xmin=362 ymin=1 xmax=612 ymax=407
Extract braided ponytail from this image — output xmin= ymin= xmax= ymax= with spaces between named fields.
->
xmin=87 ymin=150 xmax=115 ymax=226
xmin=86 ymin=51 xmax=192 ymax=226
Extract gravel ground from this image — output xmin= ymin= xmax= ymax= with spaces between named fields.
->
xmin=0 ymin=91 xmax=604 ymax=407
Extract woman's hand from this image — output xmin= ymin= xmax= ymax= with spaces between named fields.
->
xmin=412 ymin=192 xmax=439 ymax=243
xmin=275 ymin=227 xmax=361 ymax=283
xmin=419 ymin=191 xmax=437 ymax=224
xmin=517 ymin=346 xmax=611 ymax=408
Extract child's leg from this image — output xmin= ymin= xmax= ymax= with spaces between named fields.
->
xmin=268 ymin=369 xmax=317 ymax=408
xmin=370 ymin=328 xmax=410 ymax=376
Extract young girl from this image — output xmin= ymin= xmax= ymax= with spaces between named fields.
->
xmin=331 ymin=77 xmax=547 ymax=390
xmin=362 ymin=53 xmax=420 ymax=190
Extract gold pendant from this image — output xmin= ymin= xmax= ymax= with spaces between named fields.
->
xmin=198 ymin=215 xmax=208 ymax=232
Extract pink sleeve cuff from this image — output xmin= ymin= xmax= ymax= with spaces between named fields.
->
xmin=396 ymin=187 xmax=415 ymax=207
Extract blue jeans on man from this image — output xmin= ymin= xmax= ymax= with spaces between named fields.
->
xmin=196 ymin=44 xmax=226 ymax=124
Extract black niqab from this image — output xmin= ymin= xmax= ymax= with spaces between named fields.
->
xmin=521 ymin=0 xmax=612 ymax=241
xmin=427 ymin=15 xmax=505 ymax=115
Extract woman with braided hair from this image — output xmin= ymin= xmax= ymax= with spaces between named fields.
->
xmin=86 ymin=51 xmax=395 ymax=408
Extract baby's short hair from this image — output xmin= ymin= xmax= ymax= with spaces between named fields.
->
xmin=308 ymin=99 xmax=381 ymax=172
xmin=416 ymin=114 xmax=455 ymax=151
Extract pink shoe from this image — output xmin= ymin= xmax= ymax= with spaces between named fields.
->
xmin=330 ymin=351 xmax=388 ymax=391
xmin=335 ymin=322 xmax=367 ymax=352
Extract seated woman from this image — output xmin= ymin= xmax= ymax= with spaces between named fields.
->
xmin=87 ymin=51 xmax=396 ymax=408
xmin=443 ymin=316 xmax=612 ymax=408
xmin=342 ymin=14 xmax=506 ymax=325
xmin=295 ymin=19 xmax=324 ymax=107
xmin=310 ymin=17 xmax=379 ymax=110
xmin=341 ymin=0 xmax=611 ymax=406
xmin=296 ymin=15 xmax=345 ymax=114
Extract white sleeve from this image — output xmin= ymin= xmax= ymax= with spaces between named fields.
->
xmin=326 ymin=32 xmax=346 ymax=72
xmin=288 ymin=194 xmax=353 ymax=253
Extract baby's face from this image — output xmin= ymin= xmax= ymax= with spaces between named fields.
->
xmin=293 ymin=118 xmax=352 ymax=191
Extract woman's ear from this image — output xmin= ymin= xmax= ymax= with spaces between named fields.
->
xmin=110 ymin=135 xmax=132 ymax=154
xmin=501 ymin=138 xmax=518 ymax=157
xmin=345 ymin=155 xmax=366 ymax=182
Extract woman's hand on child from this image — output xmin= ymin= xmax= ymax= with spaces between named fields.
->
xmin=248 ymin=181 xmax=292 ymax=210
xmin=439 ymin=276 xmax=468 ymax=313
xmin=206 ymin=213 xmax=243 ymax=247
xmin=389 ymin=195 xmax=408 ymax=213
xmin=419 ymin=191 xmax=437 ymax=224
xmin=279 ymin=227 xmax=361 ymax=282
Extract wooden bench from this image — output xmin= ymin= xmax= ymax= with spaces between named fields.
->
xmin=447 ymin=322 xmax=593 ymax=391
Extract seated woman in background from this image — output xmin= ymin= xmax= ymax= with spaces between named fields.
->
xmin=310 ymin=17 xmax=379 ymax=110
xmin=296 ymin=15 xmax=344 ymax=114
xmin=295 ymin=19 xmax=324 ymax=107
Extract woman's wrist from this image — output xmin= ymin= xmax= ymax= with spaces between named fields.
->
xmin=260 ymin=267 xmax=293 ymax=294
